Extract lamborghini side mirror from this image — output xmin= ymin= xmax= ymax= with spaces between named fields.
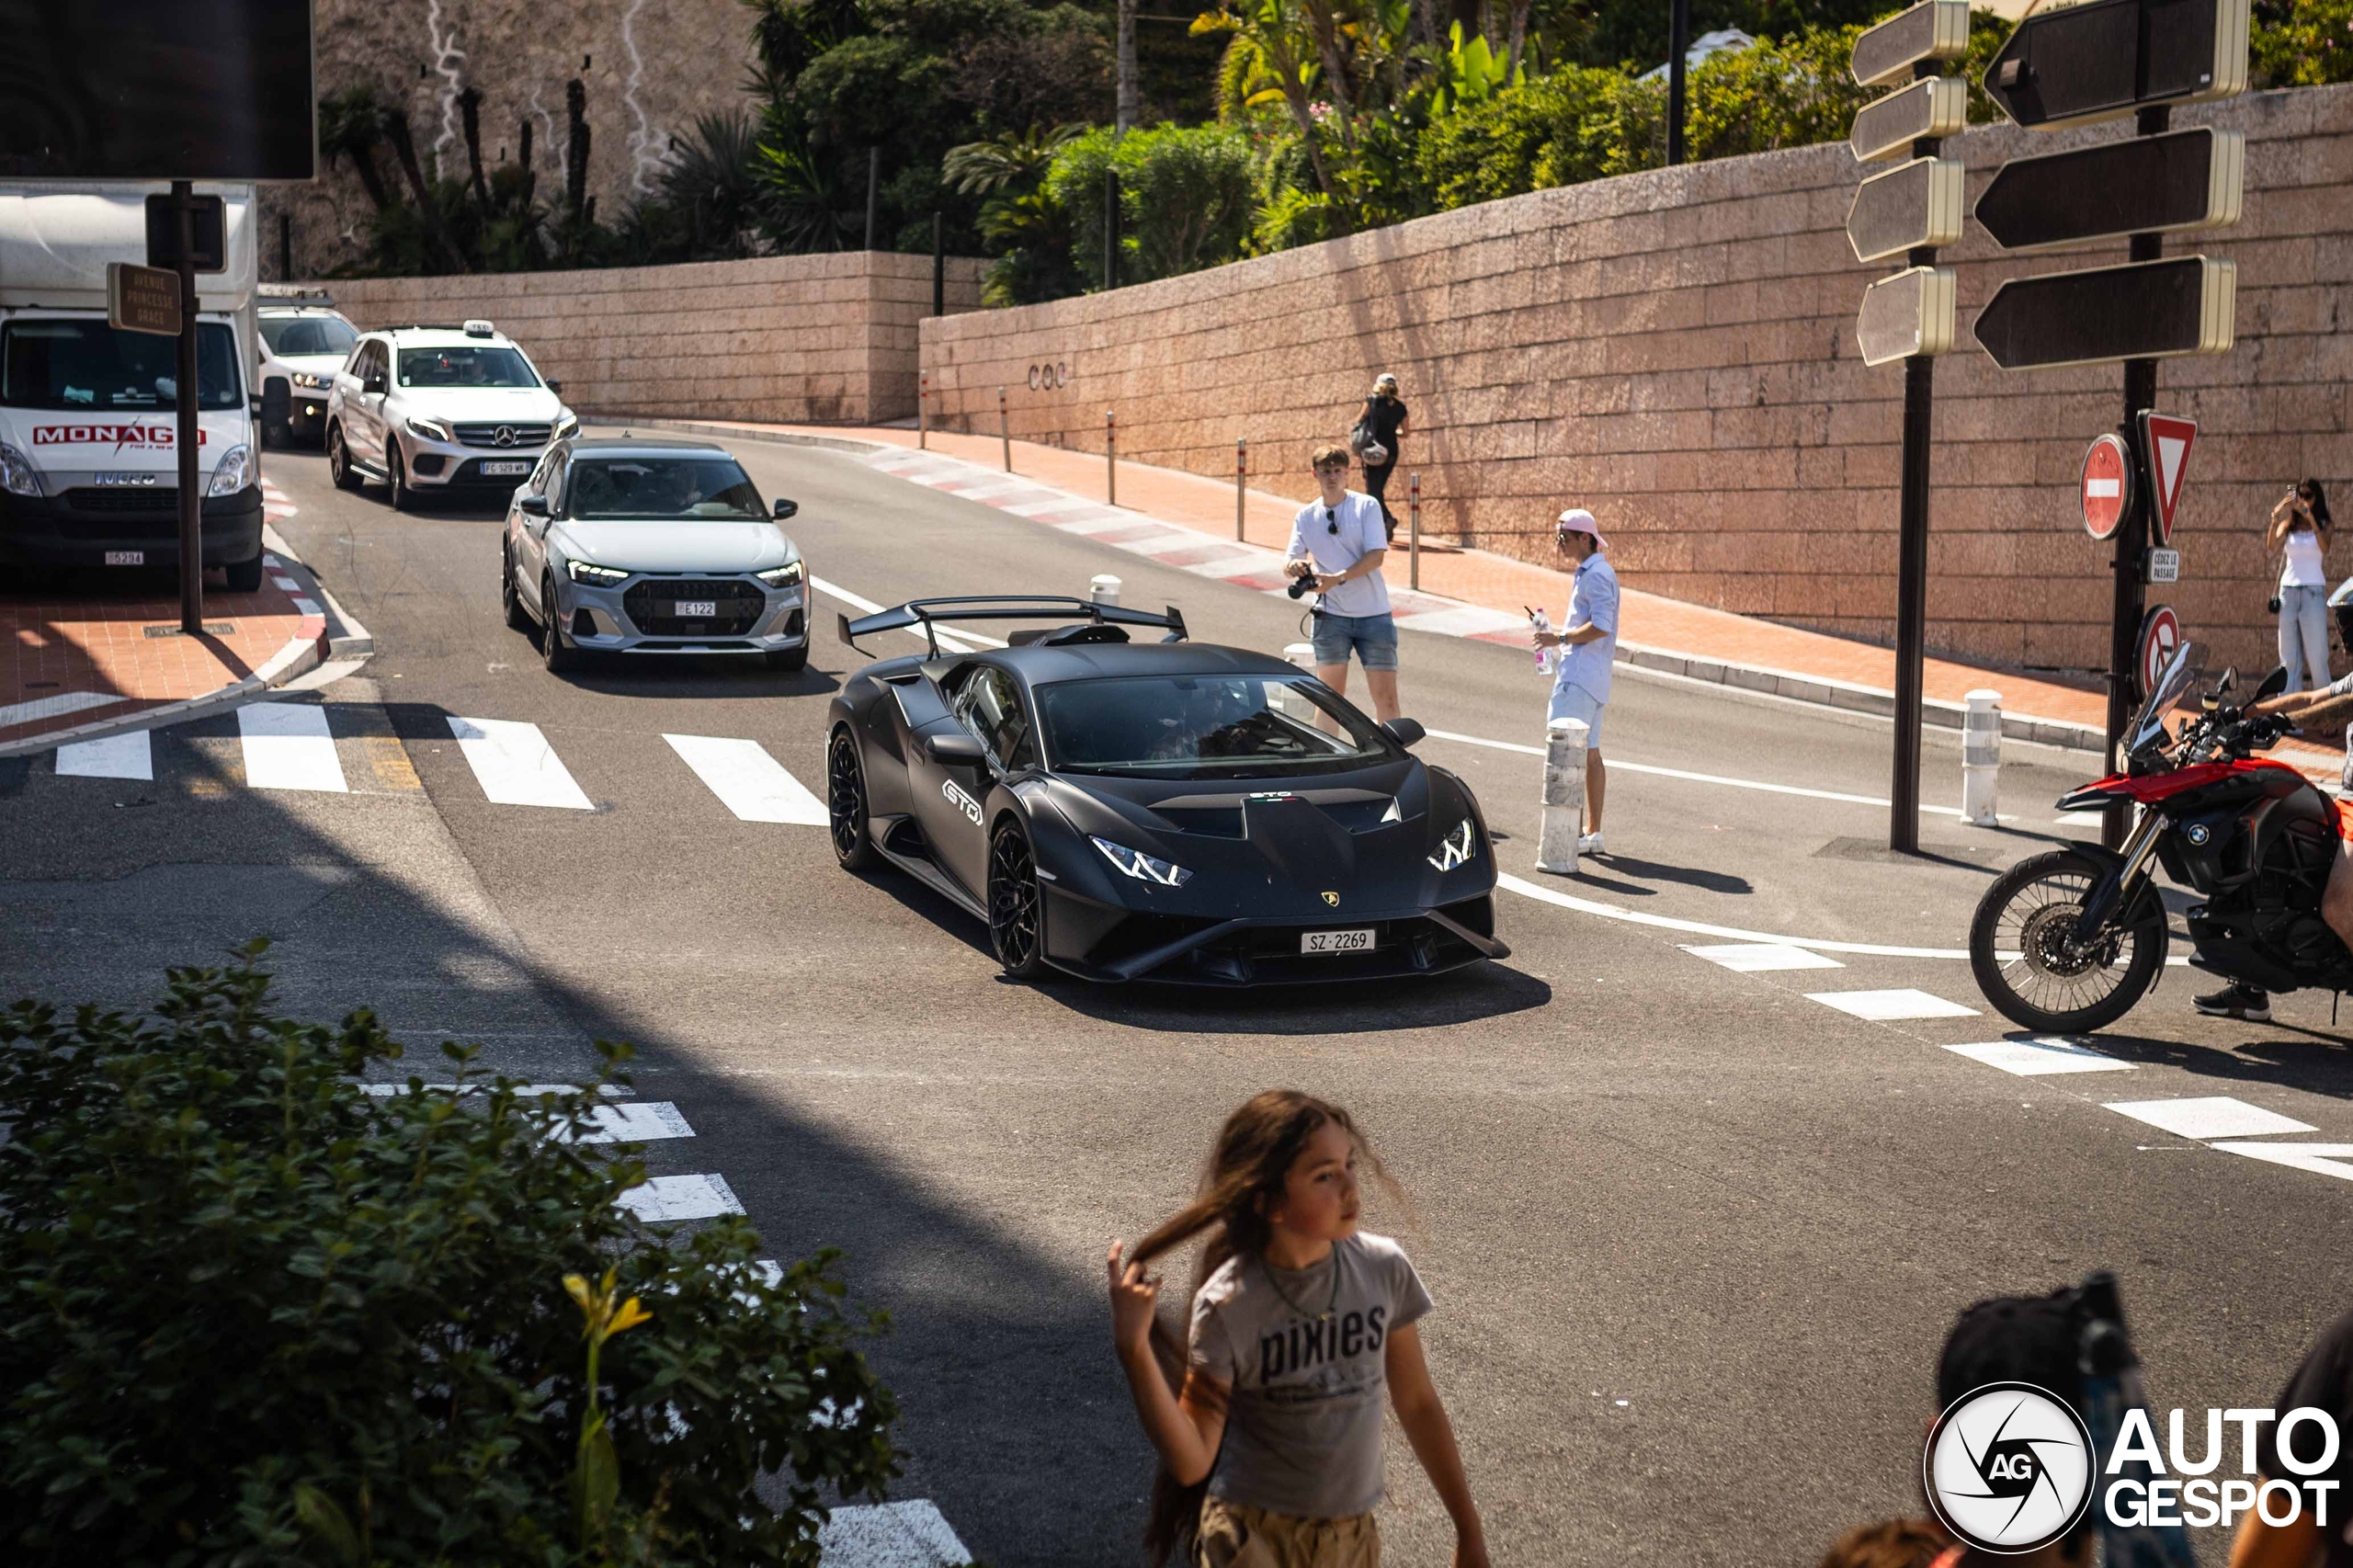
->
xmin=925 ymin=732 xmax=988 ymax=766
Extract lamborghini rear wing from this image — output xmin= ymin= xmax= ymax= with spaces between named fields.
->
xmin=837 ymin=596 xmax=1188 ymax=657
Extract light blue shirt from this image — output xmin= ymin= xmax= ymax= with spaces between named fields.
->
xmin=1286 ymin=491 xmax=1392 ymax=619
xmin=1553 ymin=552 xmax=1620 ymax=701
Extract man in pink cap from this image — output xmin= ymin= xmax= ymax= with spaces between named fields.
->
xmin=1531 ymin=508 xmax=1617 ymax=855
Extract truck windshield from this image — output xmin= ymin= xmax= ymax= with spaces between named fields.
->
xmin=259 ymin=315 xmax=358 ymax=358
xmin=397 ymin=346 xmax=538 ymax=388
xmin=1 ymin=320 xmax=243 ymax=411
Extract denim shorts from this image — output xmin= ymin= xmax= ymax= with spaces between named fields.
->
xmin=1310 ymin=611 xmax=1399 ymax=672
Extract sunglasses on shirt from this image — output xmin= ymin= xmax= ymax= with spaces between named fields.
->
xmin=1324 ymin=507 xmax=1338 ymax=535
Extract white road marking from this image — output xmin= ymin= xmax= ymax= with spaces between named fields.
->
xmin=1681 ymin=942 xmax=1844 ymax=972
xmin=360 ymin=1082 xmax=630 ymax=1096
xmin=1427 ymin=728 xmax=2008 ymax=820
xmin=665 ymin=733 xmax=827 ymax=824
xmin=1944 ymin=1038 xmax=2137 ymax=1075
xmin=618 ymin=1173 xmax=745 ymax=1221
xmin=811 ymin=575 xmax=974 ymax=654
xmin=1497 ymin=872 xmax=1978 ymax=959
xmin=1807 ymin=988 xmax=1980 ymax=1020
xmin=447 ymin=717 xmax=594 ymax=810
xmin=568 ymin=1101 xmax=696 ymax=1143
xmin=239 ymin=701 xmax=348 ymax=792
xmin=2209 ymin=1142 xmax=2353 ymax=1183
xmin=272 ymin=574 xmax=301 ymax=590
xmin=2102 ymin=1096 xmax=2316 ymax=1140
xmin=55 ymin=730 xmax=153 ymax=779
xmin=818 ymin=1500 xmax=973 ymax=1567
xmin=1 ymin=689 xmax=124 ymax=728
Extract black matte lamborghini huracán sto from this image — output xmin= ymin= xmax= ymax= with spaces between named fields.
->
xmin=824 ymin=596 xmax=1509 ymax=986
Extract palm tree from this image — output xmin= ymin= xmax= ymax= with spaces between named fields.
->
xmin=941 ymin=124 xmax=1085 ymax=198
xmin=658 ymin=112 xmax=766 ymax=256
xmin=317 ymin=86 xmax=393 ymax=212
xmin=1193 ymin=0 xmax=1338 ymax=198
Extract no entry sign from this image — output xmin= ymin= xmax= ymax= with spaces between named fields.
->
xmin=2082 ymin=433 xmax=2132 ymax=540
xmin=2139 ymin=605 xmax=2182 ymax=699
xmin=2139 ymin=411 xmax=2198 ymax=547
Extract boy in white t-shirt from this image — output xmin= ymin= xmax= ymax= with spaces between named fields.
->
xmin=1284 ymin=445 xmax=1401 ymax=722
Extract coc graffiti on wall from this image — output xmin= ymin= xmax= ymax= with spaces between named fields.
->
xmin=1027 ymin=361 xmax=1070 ymax=392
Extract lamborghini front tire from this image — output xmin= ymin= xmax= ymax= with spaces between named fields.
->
xmin=988 ymin=821 xmax=1051 ymax=981
xmin=827 ymin=726 xmax=878 ymax=870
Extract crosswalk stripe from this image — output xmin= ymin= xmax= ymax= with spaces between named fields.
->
xmin=819 ymin=1500 xmax=973 ymax=1567
xmin=1943 ymin=1038 xmax=2136 ymax=1076
xmin=1806 ymin=988 xmax=1979 ymax=1020
xmin=569 ymin=1101 xmax=696 ymax=1143
xmin=448 ymin=717 xmax=593 ymax=810
xmin=1681 ymin=942 xmax=1843 ymax=972
xmin=2102 ymin=1096 xmax=2315 ymax=1140
xmin=664 ymin=733 xmax=826 ymax=824
xmin=619 ymin=1173 xmax=744 ymax=1221
xmin=2210 ymin=1143 xmax=2353 ymax=1182
xmin=239 ymin=702 xmax=348 ymax=792
xmin=56 ymin=730 xmax=153 ymax=780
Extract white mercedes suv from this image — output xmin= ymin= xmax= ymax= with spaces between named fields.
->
xmin=324 ymin=320 xmax=578 ymax=510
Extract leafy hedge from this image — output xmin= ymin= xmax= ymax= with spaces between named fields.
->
xmin=0 ymin=945 xmax=898 ymax=1567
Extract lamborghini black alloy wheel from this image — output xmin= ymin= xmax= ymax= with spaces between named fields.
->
xmin=827 ymin=729 xmax=876 ymax=869
xmin=989 ymin=824 xmax=1047 ymax=980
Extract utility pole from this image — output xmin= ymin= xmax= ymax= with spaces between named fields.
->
xmin=172 ymin=183 xmax=202 ymax=634
xmin=1116 ymin=0 xmax=1140 ymax=134
xmin=1666 ymin=0 xmax=1691 ymax=165
xmin=865 ymin=147 xmax=880 ymax=251
xmin=931 ymin=211 xmax=944 ymax=318
xmin=1103 ymin=170 xmax=1120 ymax=290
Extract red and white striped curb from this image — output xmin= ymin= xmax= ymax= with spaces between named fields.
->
xmin=862 ymin=449 xmax=1530 ymax=644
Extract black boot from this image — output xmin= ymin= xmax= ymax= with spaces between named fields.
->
xmin=2194 ymin=983 xmax=2271 ymax=1022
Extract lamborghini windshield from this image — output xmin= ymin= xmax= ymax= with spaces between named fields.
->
xmin=1037 ymin=674 xmax=1394 ymax=778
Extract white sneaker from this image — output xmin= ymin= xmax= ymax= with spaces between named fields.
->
xmin=1577 ymin=830 xmax=1605 ymax=856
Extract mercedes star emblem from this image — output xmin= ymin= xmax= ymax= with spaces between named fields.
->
xmin=493 ymin=426 xmax=517 ymax=447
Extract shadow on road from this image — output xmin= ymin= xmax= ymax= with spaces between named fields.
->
xmin=1575 ymin=853 xmax=1752 ymax=896
xmin=2078 ymin=1026 xmax=2353 ymax=1101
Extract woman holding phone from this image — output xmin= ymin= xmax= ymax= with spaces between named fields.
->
xmin=2272 ymin=478 xmax=2336 ymax=692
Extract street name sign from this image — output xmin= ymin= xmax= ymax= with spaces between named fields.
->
xmin=107 ymin=261 xmax=179 ymax=337
xmin=2081 ymin=433 xmax=2132 ymax=540
xmin=1974 ymin=256 xmax=2236 ymax=370
xmin=2139 ymin=605 xmax=2182 ymax=699
xmin=2138 ymin=411 xmax=2198 ymax=546
xmin=1857 ymin=267 xmax=1956 ymax=368
xmin=1977 ymin=128 xmax=2245 ymax=252
xmin=1852 ymin=0 xmax=1972 ymax=89
xmin=1847 ymin=156 xmax=1966 ymax=264
xmin=1984 ymin=0 xmax=2250 ymax=131
xmin=1851 ymin=75 xmax=1970 ymax=163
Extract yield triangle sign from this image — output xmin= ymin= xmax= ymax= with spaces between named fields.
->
xmin=2138 ymin=412 xmax=2198 ymax=547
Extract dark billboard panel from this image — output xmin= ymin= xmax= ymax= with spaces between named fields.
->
xmin=0 ymin=0 xmax=314 ymax=181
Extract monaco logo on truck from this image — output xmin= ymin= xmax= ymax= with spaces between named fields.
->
xmin=32 ymin=424 xmax=206 ymax=449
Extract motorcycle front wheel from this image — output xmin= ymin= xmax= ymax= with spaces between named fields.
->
xmin=1970 ymin=849 xmax=2167 ymax=1034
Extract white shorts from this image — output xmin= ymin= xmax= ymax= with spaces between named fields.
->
xmin=1548 ymin=684 xmax=1606 ymax=751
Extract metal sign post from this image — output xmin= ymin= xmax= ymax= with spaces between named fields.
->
xmin=1408 ymin=472 xmax=1421 ymax=590
xmin=1106 ymin=410 xmax=1117 ymax=505
xmin=1847 ymin=0 xmax=1970 ymax=853
xmin=1234 ymin=437 xmax=1246 ymax=541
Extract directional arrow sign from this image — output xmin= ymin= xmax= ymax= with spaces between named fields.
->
xmin=2138 ymin=412 xmax=2198 ymax=546
xmin=1851 ymin=76 xmax=1971 ymax=164
xmin=1977 ymin=128 xmax=2245 ymax=252
xmin=1852 ymin=0 xmax=1972 ymax=89
xmin=1847 ymin=157 xmax=1965 ymax=265
xmin=1984 ymin=0 xmax=2250 ymax=131
xmin=1856 ymin=267 xmax=1956 ymax=368
xmin=1973 ymin=256 xmax=2236 ymax=371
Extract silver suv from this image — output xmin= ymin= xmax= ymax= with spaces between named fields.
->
xmin=324 ymin=320 xmax=577 ymax=510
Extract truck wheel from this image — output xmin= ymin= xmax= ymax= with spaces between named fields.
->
xmin=224 ymin=555 xmax=264 ymax=593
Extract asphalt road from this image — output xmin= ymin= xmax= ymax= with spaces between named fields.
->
xmin=6 ymin=430 xmax=2350 ymax=1566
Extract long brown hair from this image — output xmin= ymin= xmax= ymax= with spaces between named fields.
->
xmin=1130 ymin=1089 xmax=1403 ymax=1564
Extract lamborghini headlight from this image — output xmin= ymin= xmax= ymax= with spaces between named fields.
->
xmin=1427 ymin=816 xmax=1476 ymax=872
xmin=1091 ymin=835 xmax=1192 ymax=887
xmin=756 ymin=560 xmax=804 ymax=588
xmin=566 ymin=559 xmax=629 ymax=586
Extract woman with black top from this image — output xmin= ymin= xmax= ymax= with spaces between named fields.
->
xmin=1356 ymin=373 xmax=1409 ymax=540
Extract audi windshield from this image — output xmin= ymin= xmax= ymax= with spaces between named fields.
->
xmin=1036 ymin=674 xmax=1395 ymax=778
xmin=563 ymin=459 xmax=767 ymax=521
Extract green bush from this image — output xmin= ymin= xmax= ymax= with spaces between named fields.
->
xmin=0 ymin=944 xmax=898 ymax=1567
xmin=1045 ymin=123 xmax=1259 ymax=290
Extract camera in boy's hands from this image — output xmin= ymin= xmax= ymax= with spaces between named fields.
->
xmin=1287 ymin=574 xmax=1315 ymax=601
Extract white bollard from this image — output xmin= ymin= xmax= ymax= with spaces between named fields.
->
xmin=1961 ymin=688 xmax=2001 ymax=827
xmin=1536 ymin=717 xmax=1588 ymax=873
xmin=1283 ymin=642 xmax=1317 ymax=670
xmin=1090 ymin=574 xmax=1121 ymax=608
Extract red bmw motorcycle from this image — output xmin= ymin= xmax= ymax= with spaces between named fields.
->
xmin=1970 ymin=642 xmax=2353 ymax=1033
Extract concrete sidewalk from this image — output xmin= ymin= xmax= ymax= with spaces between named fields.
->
xmin=0 ymin=477 xmax=372 ymax=757
xmin=608 ymin=413 xmax=2341 ymax=777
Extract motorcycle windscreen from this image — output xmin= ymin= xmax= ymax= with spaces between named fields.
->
xmin=2129 ymin=640 xmax=2202 ymax=753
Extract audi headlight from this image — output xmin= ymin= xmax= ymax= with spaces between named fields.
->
xmin=1091 ymin=835 xmax=1193 ymax=887
xmin=405 ymin=415 xmax=456 ymax=444
xmin=290 ymin=370 xmax=330 ymax=390
xmin=566 ymin=560 xmax=629 ymax=586
xmin=756 ymin=560 xmax=805 ymax=589
xmin=206 ymin=443 xmax=256 ymax=497
xmin=0 ymin=442 xmax=42 ymax=497
xmin=1427 ymin=816 xmax=1476 ymax=872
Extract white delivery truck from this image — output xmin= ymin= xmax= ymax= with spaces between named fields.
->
xmin=0 ymin=184 xmax=265 ymax=588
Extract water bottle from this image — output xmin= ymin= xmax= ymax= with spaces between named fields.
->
xmin=1530 ymin=609 xmax=1554 ymax=676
